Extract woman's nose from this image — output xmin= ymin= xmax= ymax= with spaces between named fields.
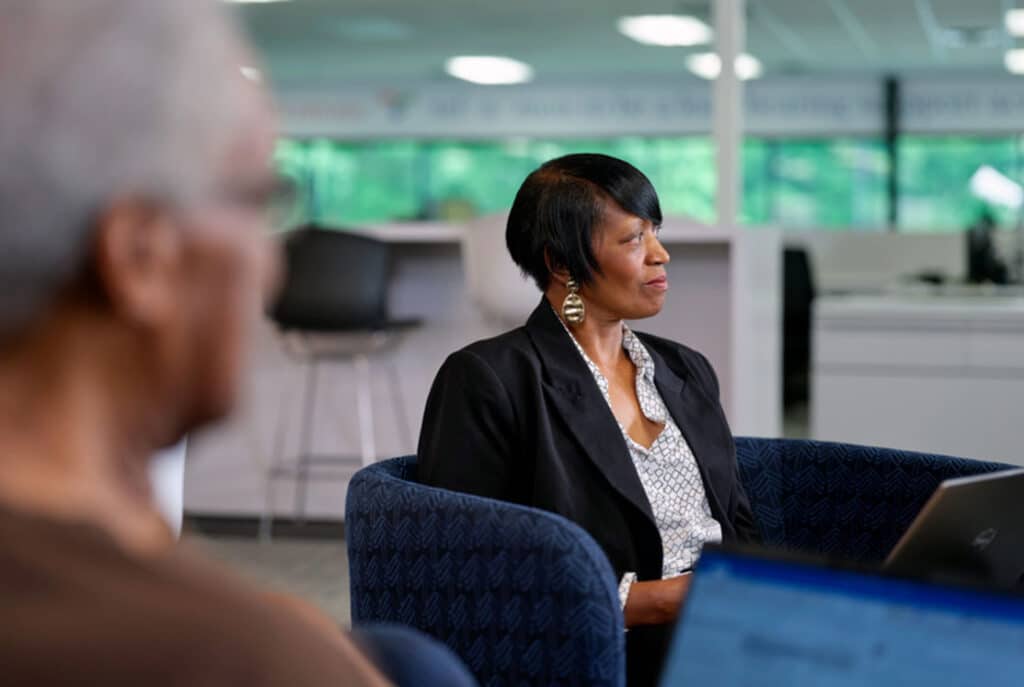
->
xmin=646 ymin=233 xmax=670 ymax=265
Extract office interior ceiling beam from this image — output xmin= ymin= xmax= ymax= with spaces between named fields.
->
xmin=1002 ymin=0 xmax=1016 ymax=49
xmin=914 ymin=0 xmax=948 ymax=62
xmin=826 ymin=0 xmax=879 ymax=60
xmin=750 ymin=3 xmax=814 ymax=63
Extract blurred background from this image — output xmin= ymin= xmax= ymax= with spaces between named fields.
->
xmin=185 ymin=0 xmax=1024 ymax=619
xmin=256 ymin=0 xmax=1022 ymax=231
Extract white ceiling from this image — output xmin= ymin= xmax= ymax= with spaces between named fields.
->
xmin=233 ymin=0 xmax=1020 ymax=87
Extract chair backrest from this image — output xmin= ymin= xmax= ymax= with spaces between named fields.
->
xmin=782 ymin=247 xmax=815 ymax=405
xmin=346 ymin=456 xmax=625 ymax=687
xmin=271 ymin=226 xmax=390 ymax=331
xmin=461 ymin=212 xmax=540 ymax=326
xmin=735 ymin=436 xmax=1014 ymax=562
xmin=783 ymin=246 xmax=815 ymax=317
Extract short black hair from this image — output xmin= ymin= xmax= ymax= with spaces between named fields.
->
xmin=505 ymin=153 xmax=663 ymax=291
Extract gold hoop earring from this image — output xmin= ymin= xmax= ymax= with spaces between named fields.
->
xmin=561 ymin=277 xmax=585 ymax=325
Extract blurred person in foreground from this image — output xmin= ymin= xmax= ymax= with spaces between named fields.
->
xmin=418 ymin=154 xmax=760 ymax=686
xmin=0 ymin=1 xmax=474 ymax=685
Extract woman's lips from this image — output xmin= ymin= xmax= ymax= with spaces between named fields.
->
xmin=644 ymin=276 xmax=668 ymax=290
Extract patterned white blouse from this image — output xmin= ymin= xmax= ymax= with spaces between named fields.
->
xmin=557 ymin=315 xmax=722 ymax=608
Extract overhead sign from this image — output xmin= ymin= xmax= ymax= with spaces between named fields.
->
xmin=278 ymin=76 xmax=1024 ymax=139
xmin=278 ymin=77 xmax=883 ymax=138
xmin=902 ymin=77 xmax=1024 ymax=134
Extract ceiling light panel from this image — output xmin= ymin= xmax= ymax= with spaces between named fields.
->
xmin=445 ymin=56 xmax=534 ymax=85
xmin=617 ymin=14 xmax=713 ymax=47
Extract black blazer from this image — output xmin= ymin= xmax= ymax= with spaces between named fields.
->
xmin=417 ymin=300 xmax=760 ymax=686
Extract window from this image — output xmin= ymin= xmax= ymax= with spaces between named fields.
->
xmin=898 ymin=136 xmax=1023 ymax=232
xmin=274 ymin=136 xmax=887 ymax=230
xmin=755 ymin=139 xmax=888 ymax=230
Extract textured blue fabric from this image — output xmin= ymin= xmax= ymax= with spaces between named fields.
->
xmin=735 ymin=437 xmax=1014 ymax=562
xmin=346 ymin=441 xmax=1013 ymax=687
xmin=345 ymin=456 xmax=626 ymax=687
xmin=353 ymin=623 xmax=479 ymax=687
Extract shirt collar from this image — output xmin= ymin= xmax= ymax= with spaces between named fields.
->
xmin=621 ymin=326 xmax=656 ymax=384
xmin=552 ymin=307 xmax=606 ymax=391
xmin=552 ymin=305 xmax=655 ymax=386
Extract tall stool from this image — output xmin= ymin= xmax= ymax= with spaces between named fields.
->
xmin=263 ymin=226 xmax=417 ymax=536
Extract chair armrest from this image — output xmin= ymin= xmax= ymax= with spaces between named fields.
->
xmin=346 ymin=460 xmax=625 ymax=687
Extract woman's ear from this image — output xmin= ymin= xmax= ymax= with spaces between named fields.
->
xmin=543 ymin=249 xmax=570 ymax=287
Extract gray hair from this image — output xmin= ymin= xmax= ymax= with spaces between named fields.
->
xmin=0 ymin=0 xmax=252 ymax=334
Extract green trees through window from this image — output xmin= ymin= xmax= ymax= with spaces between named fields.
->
xmin=898 ymin=137 xmax=1024 ymax=232
xmin=275 ymin=136 xmax=1022 ymax=232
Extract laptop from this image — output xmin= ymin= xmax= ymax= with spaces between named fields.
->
xmin=883 ymin=468 xmax=1024 ymax=588
xmin=659 ymin=545 xmax=1024 ymax=686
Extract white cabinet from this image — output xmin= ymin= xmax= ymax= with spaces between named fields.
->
xmin=812 ymin=294 xmax=1024 ymax=464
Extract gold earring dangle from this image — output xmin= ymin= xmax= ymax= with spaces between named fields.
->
xmin=561 ymin=277 xmax=585 ymax=325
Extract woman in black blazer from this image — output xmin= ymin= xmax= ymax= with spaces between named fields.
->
xmin=418 ymin=153 xmax=760 ymax=686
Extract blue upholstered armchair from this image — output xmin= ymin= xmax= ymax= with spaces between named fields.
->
xmin=345 ymin=454 xmax=624 ymax=687
xmin=735 ymin=437 xmax=1010 ymax=561
xmin=345 ymin=438 xmax=1012 ymax=687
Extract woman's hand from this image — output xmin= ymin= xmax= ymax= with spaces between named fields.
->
xmin=623 ymin=573 xmax=693 ymax=627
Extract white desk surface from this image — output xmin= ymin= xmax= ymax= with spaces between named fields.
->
xmin=818 ymin=289 xmax=1024 ymax=322
xmin=351 ymin=221 xmax=465 ymax=243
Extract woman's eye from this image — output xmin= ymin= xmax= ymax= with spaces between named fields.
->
xmin=633 ymin=231 xmax=645 ymax=243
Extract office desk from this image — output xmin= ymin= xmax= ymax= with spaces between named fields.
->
xmin=812 ymin=291 xmax=1024 ymax=464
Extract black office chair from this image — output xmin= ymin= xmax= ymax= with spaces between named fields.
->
xmin=264 ymin=226 xmax=417 ymax=533
xmin=782 ymin=246 xmax=816 ymax=409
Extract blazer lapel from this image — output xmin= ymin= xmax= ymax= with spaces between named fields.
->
xmin=646 ymin=343 xmax=731 ymax=526
xmin=524 ymin=301 xmax=657 ymax=527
